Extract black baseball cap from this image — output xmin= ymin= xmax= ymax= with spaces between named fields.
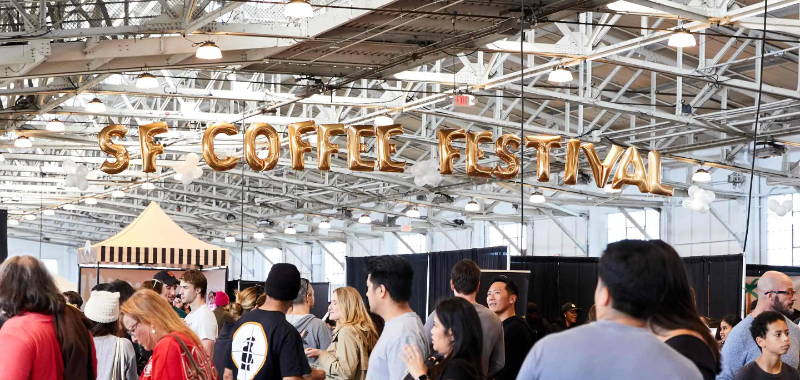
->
xmin=561 ymin=302 xmax=581 ymax=313
xmin=153 ymin=270 xmax=180 ymax=287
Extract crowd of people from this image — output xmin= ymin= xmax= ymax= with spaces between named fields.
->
xmin=1 ymin=239 xmax=799 ymax=379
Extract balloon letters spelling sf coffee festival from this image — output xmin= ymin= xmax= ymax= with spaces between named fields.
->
xmin=97 ymin=121 xmax=672 ymax=196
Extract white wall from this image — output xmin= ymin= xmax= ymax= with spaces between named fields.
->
xmin=8 ymin=237 xmax=78 ymax=284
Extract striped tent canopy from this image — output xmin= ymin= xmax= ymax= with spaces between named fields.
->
xmin=79 ymin=201 xmax=227 ymax=268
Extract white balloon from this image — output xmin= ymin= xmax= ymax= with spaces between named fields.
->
xmin=782 ymin=199 xmax=793 ymax=211
xmin=769 ymin=199 xmax=781 ymax=211
xmin=62 ymin=159 xmax=77 ymax=171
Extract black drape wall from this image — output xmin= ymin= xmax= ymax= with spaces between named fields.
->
xmin=346 ymin=246 xmax=508 ymax=319
xmin=0 ymin=209 xmax=6 ymax=263
xmin=511 ymin=254 xmax=743 ymax=322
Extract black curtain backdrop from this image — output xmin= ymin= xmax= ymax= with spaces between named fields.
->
xmin=511 ymin=254 xmax=743 ymax=322
xmin=0 ymin=209 xmax=6 ymax=263
xmin=427 ymin=246 xmax=508 ymax=313
xmin=510 ymin=257 xmax=598 ymax=323
xmin=346 ymin=253 xmax=430 ymax=320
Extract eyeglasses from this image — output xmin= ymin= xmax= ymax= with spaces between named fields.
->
xmin=766 ymin=289 xmax=796 ymax=296
xmin=125 ymin=321 xmax=140 ymax=336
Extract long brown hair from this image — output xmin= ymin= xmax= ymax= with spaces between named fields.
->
xmin=334 ymin=286 xmax=378 ymax=351
xmin=121 ymin=289 xmax=202 ymax=346
xmin=0 ymin=256 xmax=65 ymax=318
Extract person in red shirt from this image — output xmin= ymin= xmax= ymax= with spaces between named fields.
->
xmin=0 ymin=255 xmax=97 ymax=380
xmin=121 ymin=289 xmax=217 ymax=380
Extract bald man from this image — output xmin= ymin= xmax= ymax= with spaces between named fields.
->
xmin=718 ymin=271 xmax=800 ymax=380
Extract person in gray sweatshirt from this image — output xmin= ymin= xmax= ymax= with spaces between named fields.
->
xmin=287 ymin=278 xmax=332 ymax=366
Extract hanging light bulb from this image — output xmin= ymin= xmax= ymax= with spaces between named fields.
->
xmin=62 ymin=203 xmax=77 ymax=210
xmin=406 ymin=207 xmax=421 ymax=218
xmin=23 ymin=214 xmax=36 ymax=221
xmin=529 ymin=193 xmax=546 ymax=204
xmin=464 ymin=200 xmax=480 ymax=212
xmin=284 ymin=0 xmax=313 ymax=18
xmin=195 ymin=41 xmax=222 ymax=60
xmin=318 ymin=220 xmax=331 ymax=229
xmin=284 ymin=225 xmax=297 ymax=234
xmin=252 ymin=232 xmax=265 ymax=241
xmin=86 ymin=98 xmax=106 ymax=113
xmin=14 ymin=136 xmax=32 ymax=148
xmin=46 ymin=119 xmax=65 ymax=132
xmin=84 ymin=197 xmax=98 ymax=205
xmin=692 ymin=168 xmax=711 ymax=183
xmin=358 ymin=214 xmax=372 ymax=224
xmin=668 ymin=28 xmax=696 ymax=48
xmin=42 ymin=209 xmax=55 ymax=216
xmin=374 ymin=115 xmax=394 ymax=126
xmin=603 ymin=184 xmax=622 ymax=194
xmin=141 ymin=182 xmax=156 ymax=190
xmin=548 ymin=66 xmax=573 ymax=83
xmin=224 ymin=236 xmax=236 ymax=243
xmin=8 ymin=219 xmax=19 ymax=226
xmin=135 ymin=72 xmax=160 ymax=89
xmin=111 ymin=190 xmax=125 ymax=198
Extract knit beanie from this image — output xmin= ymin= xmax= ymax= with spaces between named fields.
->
xmin=84 ymin=291 xmax=120 ymax=323
xmin=215 ymin=291 xmax=230 ymax=307
xmin=265 ymin=263 xmax=301 ymax=301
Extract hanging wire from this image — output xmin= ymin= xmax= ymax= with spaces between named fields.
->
xmin=240 ymin=99 xmax=246 ymax=281
xmin=518 ymin=0 xmax=525 ymax=256
xmin=741 ymin=3 xmax=769 ymax=252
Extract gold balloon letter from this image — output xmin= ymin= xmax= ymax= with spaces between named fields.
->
xmin=524 ymin=135 xmax=562 ymax=182
xmin=581 ymin=143 xmax=625 ymax=188
xmin=138 ymin=122 xmax=168 ymax=173
xmin=317 ymin=123 xmax=345 ymax=171
xmin=646 ymin=151 xmax=674 ymax=196
xmin=612 ymin=146 xmax=648 ymax=192
xmin=493 ymin=134 xmax=521 ymax=180
xmin=244 ymin=123 xmax=280 ymax=171
xmin=346 ymin=125 xmax=376 ymax=171
xmin=98 ymin=124 xmax=129 ymax=174
xmin=288 ymin=121 xmax=316 ymax=170
xmin=562 ymin=139 xmax=581 ymax=185
xmin=375 ymin=124 xmax=406 ymax=173
xmin=202 ymin=123 xmax=239 ymax=171
xmin=466 ymin=131 xmax=494 ymax=178
xmin=437 ymin=128 xmax=466 ymax=175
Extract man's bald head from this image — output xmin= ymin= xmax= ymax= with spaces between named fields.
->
xmin=755 ymin=271 xmax=795 ymax=316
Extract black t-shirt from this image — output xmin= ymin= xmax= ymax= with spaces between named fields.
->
xmin=226 ymin=310 xmax=311 ymax=380
xmin=437 ymin=358 xmax=480 ymax=380
xmin=495 ymin=316 xmax=535 ymax=380
xmin=665 ymin=334 xmax=718 ymax=380
xmin=734 ymin=360 xmax=800 ymax=380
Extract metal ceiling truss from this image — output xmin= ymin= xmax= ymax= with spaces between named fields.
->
xmin=1 ymin=0 xmax=799 ymax=248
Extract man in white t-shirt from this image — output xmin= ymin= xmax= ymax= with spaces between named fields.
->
xmin=180 ymin=269 xmax=218 ymax=356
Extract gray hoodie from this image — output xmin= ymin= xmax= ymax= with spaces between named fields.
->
xmin=287 ymin=313 xmax=333 ymax=365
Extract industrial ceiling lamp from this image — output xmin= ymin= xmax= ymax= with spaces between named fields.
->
xmin=195 ymin=41 xmax=222 ymax=60
xmin=23 ymin=214 xmax=36 ymax=221
xmin=358 ymin=214 xmax=372 ymax=224
xmin=252 ymin=232 xmax=265 ymax=241
xmin=318 ymin=220 xmax=331 ymax=229
xmin=668 ymin=28 xmax=696 ymax=48
xmin=464 ymin=200 xmax=480 ymax=212
xmin=224 ymin=236 xmax=236 ymax=243
xmin=8 ymin=219 xmax=19 ymax=226
xmin=43 ymin=209 xmax=55 ymax=216
xmin=84 ymin=197 xmax=98 ymax=205
xmin=284 ymin=225 xmax=297 ymax=234
xmin=86 ymin=97 xmax=106 ymax=113
xmin=405 ymin=207 xmax=421 ymax=218
xmin=374 ymin=115 xmax=394 ymax=126
xmin=692 ymin=168 xmax=711 ymax=183
xmin=548 ymin=66 xmax=573 ymax=83
xmin=529 ymin=193 xmax=546 ymax=204
xmin=62 ymin=203 xmax=77 ymax=210
xmin=46 ymin=119 xmax=65 ymax=132
xmin=14 ymin=136 xmax=32 ymax=148
xmin=285 ymin=0 xmax=313 ymax=18
xmin=141 ymin=182 xmax=156 ymax=190
xmin=135 ymin=72 xmax=160 ymax=89
xmin=111 ymin=189 xmax=125 ymax=198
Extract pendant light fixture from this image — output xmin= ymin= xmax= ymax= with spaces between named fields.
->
xmin=464 ymin=200 xmax=480 ymax=212
xmin=141 ymin=182 xmax=156 ymax=190
xmin=358 ymin=214 xmax=372 ymax=224
xmin=43 ymin=209 xmax=55 ymax=216
xmin=692 ymin=168 xmax=711 ymax=183
xmin=84 ymin=197 xmax=98 ymax=205
xmin=318 ymin=220 xmax=331 ymax=229
xmin=284 ymin=225 xmax=297 ymax=234
xmin=86 ymin=98 xmax=106 ymax=113
xmin=195 ymin=41 xmax=222 ymax=60
xmin=46 ymin=119 xmax=65 ymax=132
xmin=548 ymin=66 xmax=573 ymax=83
xmin=668 ymin=28 xmax=696 ymax=48
xmin=405 ymin=207 xmax=421 ymax=218
xmin=14 ymin=136 xmax=32 ymax=148
xmin=284 ymin=0 xmax=313 ymax=18
xmin=135 ymin=72 xmax=160 ymax=89
xmin=224 ymin=236 xmax=236 ymax=243
xmin=252 ymin=232 xmax=265 ymax=241
xmin=529 ymin=193 xmax=546 ymax=204
xmin=111 ymin=190 xmax=125 ymax=198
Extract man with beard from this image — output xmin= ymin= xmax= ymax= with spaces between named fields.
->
xmin=718 ymin=271 xmax=800 ymax=380
xmin=152 ymin=271 xmax=185 ymax=317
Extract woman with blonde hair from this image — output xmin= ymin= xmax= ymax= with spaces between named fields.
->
xmin=306 ymin=286 xmax=379 ymax=380
xmin=121 ymin=289 xmax=217 ymax=380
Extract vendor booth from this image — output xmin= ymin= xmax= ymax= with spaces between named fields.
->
xmin=78 ymin=201 xmax=228 ymax=301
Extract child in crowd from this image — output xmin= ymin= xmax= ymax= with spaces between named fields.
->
xmin=734 ymin=311 xmax=799 ymax=380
